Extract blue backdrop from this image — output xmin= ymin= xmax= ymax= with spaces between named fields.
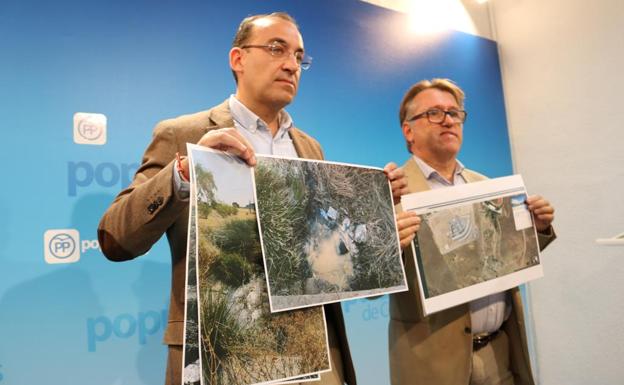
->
xmin=0 ymin=0 xmax=511 ymax=384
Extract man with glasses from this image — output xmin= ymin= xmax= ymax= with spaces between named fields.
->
xmin=390 ymin=79 xmax=556 ymax=385
xmin=98 ymin=12 xmax=408 ymax=385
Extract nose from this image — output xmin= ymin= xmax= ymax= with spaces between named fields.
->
xmin=441 ymin=111 xmax=456 ymax=126
xmin=282 ymin=52 xmax=300 ymax=72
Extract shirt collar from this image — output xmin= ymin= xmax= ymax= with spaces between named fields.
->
xmin=412 ymin=155 xmax=465 ymax=184
xmin=228 ymin=95 xmax=293 ymax=138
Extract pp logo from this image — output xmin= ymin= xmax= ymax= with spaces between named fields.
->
xmin=44 ymin=229 xmax=80 ymax=264
xmin=73 ymin=112 xmax=107 ymax=145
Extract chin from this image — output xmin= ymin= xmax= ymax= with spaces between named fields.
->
xmin=274 ymin=93 xmax=296 ymax=107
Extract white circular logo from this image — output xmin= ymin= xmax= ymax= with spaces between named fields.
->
xmin=49 ymin=233 xmax=76 ymax=259
xmin=77 ymin=117 xmax=103 ymax=140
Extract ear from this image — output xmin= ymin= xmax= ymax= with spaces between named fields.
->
xmin=402 ymin=121 xmax=413 ymax=142
xmin=229 ymin=47 xmax=244 ymax=75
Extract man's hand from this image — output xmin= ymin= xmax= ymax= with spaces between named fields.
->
xmin=526 ymin=195 xmax=555 ymax=232
xmin=396 ymin=211 xmax=421 ymax=249
xmin=384 ymin=162 xmax=408 ymax=205
xmin=197 ymin=127 xmax=256 ymax=165
xmin=180 ymin=127 xmax=257 ymax=177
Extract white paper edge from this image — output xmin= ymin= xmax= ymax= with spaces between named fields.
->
xmin=180 ymin=144 xmax=197 ymax=385
xmin=401 ymin=174 xmax=526 ymax=214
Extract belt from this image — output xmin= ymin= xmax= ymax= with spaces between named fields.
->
xmin=472 ymin=330 xmax=499 ymax=352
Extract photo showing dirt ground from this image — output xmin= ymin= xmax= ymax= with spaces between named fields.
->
xmin=416 ymin=195 xmax=540 ymax=298
xmin=254 ymin=156 xmax=406 ymax=312
xmin=190 ymin=148 xmax=329 ymax=385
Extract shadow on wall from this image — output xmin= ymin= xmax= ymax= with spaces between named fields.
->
xmin=0 ymin=205 xmax=11 ymax=255
xmin=0 ymin=192 xmax=171 ymax=384
xmin=0 ymin=267 xmax=109 ymax=384
xmin=134 ymin=260 xmax=171 ymax=385
xmin=72 ymin=193 xmax=172 ymax=384
xmin=70 ymin=192 xmax=116 ymax=238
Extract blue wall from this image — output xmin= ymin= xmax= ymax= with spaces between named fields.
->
xmin=0 ymin=0 xmax=511 ymax=384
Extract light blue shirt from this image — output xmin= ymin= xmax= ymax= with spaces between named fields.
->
xmin=173 ymin=96 xmax=299 ymax=199
xmin=228 ymin=95 xmax=298 ymax=158
xmin=412 ymin=155 xmax=510 ymax=335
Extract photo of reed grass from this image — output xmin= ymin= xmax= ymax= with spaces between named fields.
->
xmin=254 ymin=156 xmax=407 ymax=312
xmin=188 ymin=147 xmax=329 ymax=385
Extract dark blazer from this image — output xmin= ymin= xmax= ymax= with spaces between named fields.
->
xmin=388 ymin=156 xmax=555 ymax=385
xmin=98 ymin=100 xmax=356 ymax=385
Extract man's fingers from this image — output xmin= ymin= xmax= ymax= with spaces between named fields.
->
xmin=391 ymin=177 xmax=408 ymax=191
xmin=396 ymin=210 xmax=420 ymax=221
xmin=386 ymin=164 xmax=406 ymax=185
xmin=399 ymin=223 xmax=420 ymax=238
xmin=385 ymin=163 xmax=407 ymax=203
xmin=526 ymin=195 xmax=547 ymax=207
xmin=197 ymin=128 xmax=257 ymax=166
xmin=532 ymin=204 xmax=554 ymax=215
xmin=400 ymin=233 xmax=416 ymax=249
xmin=397 ymin=212 xmax=420 ymax=249
xmin=396 ymin=212 xmax=420 ymax=231
xmin=392 ymin=185 xmax=409 ymax=204
xmin=526 ymin=195 xmax=554 ymax=211
xmin=536 ymin=213 xmax=554 ymax=221
xmin=384 ymin=162 xmax=399 ymax=174
xmin=535 ymin=213 xmax=554 ymax=223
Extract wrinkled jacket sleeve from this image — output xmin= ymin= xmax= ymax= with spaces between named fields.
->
xmin=98 ymin=122 xmax=188 ymax=261
xmin=537 ymin=226 xmax=556 ymax=251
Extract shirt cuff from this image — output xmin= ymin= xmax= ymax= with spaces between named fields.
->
xmin=172 ymin=159 xmax=190 ymax=201
xmin=537 ymin=225 xmax=554 ymax=237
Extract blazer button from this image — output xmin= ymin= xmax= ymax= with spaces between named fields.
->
xmin=464 ymin=327 xmax=472 ymax=334
xmin=148 ymin=203 xmax=157 ymax=214
xmin=156 ymin=196 xmax=164 ymax=205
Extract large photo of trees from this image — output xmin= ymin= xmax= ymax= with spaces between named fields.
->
xmin=253 ymin=156 xmax=407 ymax=312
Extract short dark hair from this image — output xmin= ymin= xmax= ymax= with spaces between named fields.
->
xmin=231 ymin=12 xmax=300 ymax=82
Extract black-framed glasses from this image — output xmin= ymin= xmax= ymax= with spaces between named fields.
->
xmin=240 ymin=41 xmax=313 ymax=70
xmin=407 ymin=108 xmax=467 ymax=124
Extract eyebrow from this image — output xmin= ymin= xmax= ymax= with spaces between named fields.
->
xmin=424 ymin=105 xmax=460 ymax=111
xmin=269 ymin=38 xmax=305 ymax=53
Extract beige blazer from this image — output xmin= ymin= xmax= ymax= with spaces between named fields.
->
xmin=388 ymin=156 xmax=555 ymax=385
xmin=98 ymin=100 xmax=356 ymax=385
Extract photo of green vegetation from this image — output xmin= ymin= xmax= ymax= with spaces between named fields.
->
xmin=189 ymin=148 xmax=329 ymax=385
xmin=254 ymin=156 xmax=406 ymax=312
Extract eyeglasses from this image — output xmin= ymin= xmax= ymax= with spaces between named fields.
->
xmin=240 ymin=41 xmax=313 ymax=70
xmin=407 ymin=108 xmax=467 ymax=124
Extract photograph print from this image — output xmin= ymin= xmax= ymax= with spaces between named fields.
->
xmin=253 ymin=155 xmax=407 ymax=313
xmin=188 ymin=145 xmax=330 ymax=385
xmin=402 ymin=175 xmax=543 ymax=316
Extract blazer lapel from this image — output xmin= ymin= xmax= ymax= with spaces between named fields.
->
xmin=206 ymin=99 xmax=235 ymax=131
xmin=403 ymin=156 xmax=431 ymax=194
xmin=460 ymin=169 xmax=483 ymax=183
xmin=289 ymin=127 xmax=323 ymax=160
xmin=289 ymin=127 xmax=313 ymax=158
